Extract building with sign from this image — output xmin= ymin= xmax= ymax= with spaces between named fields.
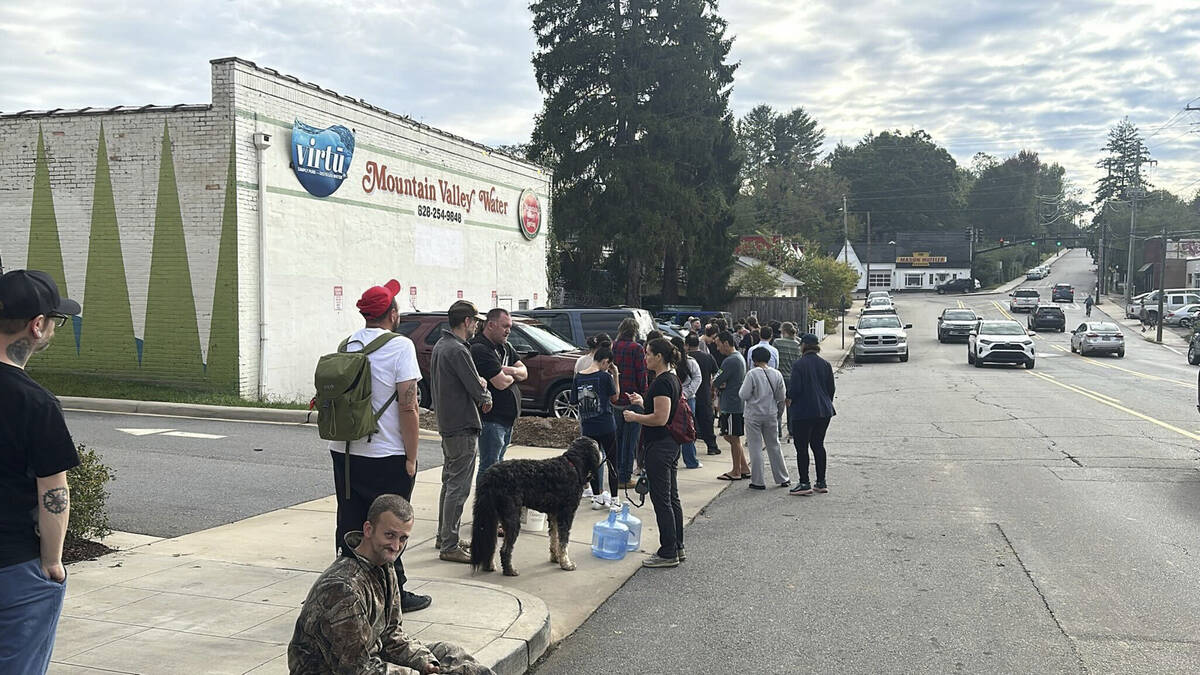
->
xmin=831 ymin=232 xmax=972 ymax=292
xmin=0 ymin=57 xmax=551 ymax=400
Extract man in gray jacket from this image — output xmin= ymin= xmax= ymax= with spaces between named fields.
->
xmin=738 ymin=346 xmax=789 ymax=490
xmin=430 ymin=300 xmax=492 ymax=563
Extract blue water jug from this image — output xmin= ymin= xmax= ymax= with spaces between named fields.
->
xmin=591 ymin=510 xmax=630 ymax=560
xmin=615 ymin=502 xmax=642 ymax=552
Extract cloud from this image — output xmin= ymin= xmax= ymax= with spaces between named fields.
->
xmin=2 ymin=0 xmax=1198 ymax=202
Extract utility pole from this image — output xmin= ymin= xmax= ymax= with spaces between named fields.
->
xmin=1125 ymin=158 xmax=1156 ymax=307
xmin=842 ymin=194 xmax=849 ymax=267
xmin=865 ymin=211 xmax=871 ymax=294
xmin=1096 ymin=229 xmax=1104 ymax=302
xmin=1156 ymin=224 xmax=1167 ymax=343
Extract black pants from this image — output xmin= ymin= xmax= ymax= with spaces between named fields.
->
xmin=331 ymin=450 xmax=415 ymax=588
xmin=644 ymin=437 xmax=684 ymax=558
xmin=583 ymin=429 xmax=619 ymax=496
xmin=792 ymin=417 xmax=831 ymax=483
xmin=694 ymin=399 xmax=718 ymax=451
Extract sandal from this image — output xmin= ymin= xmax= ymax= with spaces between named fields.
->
xmin=741 ymin=473 xmax=752 ymax=479
xmin=717 ymin=472 xmax=743 ymax=481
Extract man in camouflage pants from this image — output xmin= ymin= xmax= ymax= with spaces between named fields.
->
xmin=288 ymin=495 xmax=493 ymax=674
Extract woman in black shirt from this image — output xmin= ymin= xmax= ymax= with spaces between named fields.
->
xmin=623 ymin=338 xmax=684 ymax=568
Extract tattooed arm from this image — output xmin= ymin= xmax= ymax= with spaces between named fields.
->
xmin=37 ymin=472 xmax=70 ymax=582
xmin=395 ymin=379 xmax=420 ymax=477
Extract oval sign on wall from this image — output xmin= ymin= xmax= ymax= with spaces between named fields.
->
xmin=518 ymin=189 xmax=542 ymax=240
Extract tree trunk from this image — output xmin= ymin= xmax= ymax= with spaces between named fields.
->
xmin=626 ymin=257 xmax=642 ymax=307
xmin=661 ymin=249 xmax=679 ymax=304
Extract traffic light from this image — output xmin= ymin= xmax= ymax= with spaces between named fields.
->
xmin=1030 ymin=240 xmax=1037 ymax=246
xmin=1056 ymin=240 xmax=1062 ymax=247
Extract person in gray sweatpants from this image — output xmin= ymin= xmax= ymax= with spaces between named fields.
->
xmin=430 ymin=300 xmax=492 ymax=563
xmin=738 ymin=346 xmax=790 ymax=489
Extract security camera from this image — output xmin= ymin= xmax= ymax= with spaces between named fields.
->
xmin=253 ymin=132 xmax=271 ymax=150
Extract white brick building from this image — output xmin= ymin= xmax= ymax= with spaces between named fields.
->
xmin=0 ymin=57 xmax=551 ymax=400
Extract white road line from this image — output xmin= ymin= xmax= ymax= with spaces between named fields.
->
xmin=161 ymin=431 xmax=228 ymax=439
xmin=117 ymin=428 xmax=177 ymax=436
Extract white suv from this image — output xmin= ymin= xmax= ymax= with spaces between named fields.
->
xmin=968 ymin=320 xmax=1035 ymax=369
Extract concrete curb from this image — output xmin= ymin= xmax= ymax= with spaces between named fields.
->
xmin=455 ymin=579 xmax=551 ymax=675
xmin=59 ymin=396 xmax=313 ymax=423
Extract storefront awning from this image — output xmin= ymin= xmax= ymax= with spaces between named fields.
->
xmin=1137 ymin=262 xmax=1154 ymax=273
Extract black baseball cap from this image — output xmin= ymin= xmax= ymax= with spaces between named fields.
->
xmin=0 ymin=270 xmax=81 ymax=320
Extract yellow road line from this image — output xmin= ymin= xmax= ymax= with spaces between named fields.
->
xmin=1028 ymin=371 xmax=1199 ymax=441
xmin=956 ymin=299 xmax=965 ymax=309
xmin=1051 ymin=344 xmax=1069 ymax=352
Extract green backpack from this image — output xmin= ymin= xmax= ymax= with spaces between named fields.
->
xmin=314 ymin=333 xmax=402 ymax=496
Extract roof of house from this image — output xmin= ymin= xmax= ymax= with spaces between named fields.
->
xmin=829 ymin=231 xmax=971 ymax=267
xmin=736 ymin=256 xmax=802 ymax=286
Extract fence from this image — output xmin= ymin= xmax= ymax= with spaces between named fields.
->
xmin=726 ymin=296 xmax=808 ymax=332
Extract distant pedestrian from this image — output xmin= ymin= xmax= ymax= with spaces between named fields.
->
xmin=572 ymin=345 xmax=620 ymax=509
xmin=739 ymin=317 xmax=759 ymax=353
xmin=686 ymin=334 xmax=720 ymax=455
xmin=612 ymin=318 xmax=648 ymax=489
xmin=745 ymin=325 xmax=779 ymax=369
xmin=671 ymin=336 xmax=703 ymax=469
xmin=431 ymin=300 xmax=492 ymax=564
xmin=0 ymin=270 xmax=81 ymax=675
xmin=773 ymin=322 xmax=802 ymax=441
xmin=622 ymin=338 xmax=685 ymax=568
xmin=712 ymin=331 xmax=750 ymax=481
xmin=739 ymin=347 xmax=789 ymax=490
xmin=1085 ymin=295 xmax=1094 ymax=317
xmin=787 ymin=334 xmax=836 ymax=496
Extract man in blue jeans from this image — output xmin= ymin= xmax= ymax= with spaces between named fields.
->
xmin=470 ymin=308 xmax=527 ymax=485
xmin=0 ymin=270 xmax=82 ymax=674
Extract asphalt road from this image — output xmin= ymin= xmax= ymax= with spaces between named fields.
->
xmin=62 ymin=409 xmax=447 ymax=537
xmin=533 ymin=249 xmax=1200 ymax=674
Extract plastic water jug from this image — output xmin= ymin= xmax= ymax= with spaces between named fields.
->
xmin=591 ymin=510 xmax=629 ymax=560
xmin=615 ymin=502 xmax=642 ymax=552
xmin=520 ymin=507 xmax=546 ymax=533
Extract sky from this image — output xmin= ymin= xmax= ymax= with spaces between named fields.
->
xmin=2 ymin=0 xmax=1199 ymax=206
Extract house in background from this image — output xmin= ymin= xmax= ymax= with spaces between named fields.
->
xmin=730 ymin=255 xmax=803 ymax=297
xmin=831 ymin=232 xmax=972 ymax=291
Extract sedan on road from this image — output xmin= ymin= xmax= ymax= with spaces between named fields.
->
xmin=1069 ymin=321 xmax=1125 ymax=357
xmin=937 ymin=308 xmax=979 ymax=342
xmin=968 ymin=320 xmax=1035 ymax=369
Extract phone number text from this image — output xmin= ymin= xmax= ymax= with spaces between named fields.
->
xmin=416 ymin=205 xmax=463 ymax=223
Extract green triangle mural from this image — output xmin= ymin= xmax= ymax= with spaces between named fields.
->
xmin=140 ymin=122 xmax=204 ymax=382
xmin=25 ymin=127 xmax=77 ymax=367
xmin=78 ymin=124 xmax=138 ymax=374
xmin=206 ymin=138 xmax=240 ymax=391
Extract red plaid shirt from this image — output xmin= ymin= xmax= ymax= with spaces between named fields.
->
xmin=612 ymin=339 xmax=647 ymax=405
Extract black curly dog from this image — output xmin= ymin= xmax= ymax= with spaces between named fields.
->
xmin=471 ymin=437 xmax=604 ymax=576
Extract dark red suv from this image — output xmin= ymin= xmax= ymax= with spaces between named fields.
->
xmin=394 ymin=313 xmax=584 ymax=418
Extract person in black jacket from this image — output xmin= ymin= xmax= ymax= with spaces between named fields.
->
xmin=785 ymin=334 xmax=835 ymax=495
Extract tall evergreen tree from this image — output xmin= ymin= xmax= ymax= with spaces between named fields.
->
xmin=1094 ymin=118 xmax=1152 ymax=205
xmin=529 ymin=0 xmax=741 ymax=306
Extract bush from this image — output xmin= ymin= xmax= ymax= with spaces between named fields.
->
xmin=68 ymin=443 xmax=115 ymax=541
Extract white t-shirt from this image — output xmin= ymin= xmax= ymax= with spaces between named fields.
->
xmin=328 ymin=327 xmax=422 ymax=458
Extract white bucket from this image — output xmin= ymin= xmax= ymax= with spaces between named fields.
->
xmin=520 ymin=507 xmax=547 ymax=532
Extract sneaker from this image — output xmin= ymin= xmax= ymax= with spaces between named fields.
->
xmin=582 ymin=486 xmax=594 ymax=499
xmin=401 ymin=591 xmax=432 ymax=613
xmin=748 ymin=483 xmax=766 ymax=491
xmin=814 ymin=481 xmax=829 ymax=493
xmin=706 ymin=448 xmax=723 ymax=455
xmin=591 ymin=496 xmax=608 ymax=510
xmin=439 ymin=546 xmax=472 ymax=563
xmin=778 ymin=481 xmax=791 ymax=488
xmin=677 ymin=547 xmax=687 ymax=562
xmin=642 ymin=554 xmax=680 ymax=568
xmin=789 ymin=482 xmax=814 ymax=496
xmin=685 ymin=461 xmax=704 ymax=469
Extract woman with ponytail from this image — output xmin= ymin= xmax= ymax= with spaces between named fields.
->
xmin=623 ymin=338 xmax=685 ymax=568
xmin=670 ymin=336 xmax=703 ymax=469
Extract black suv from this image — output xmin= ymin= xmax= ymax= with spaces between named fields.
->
xmin=1051 ymin=283 xmax=1074 ymax=302
xmin=935 ymin=278 xmax=976 ymax=294
xmin=513 ymin=307 xmax=655 ymax=347
xmin=1027 ymin=305 xmax=1066 ymax=332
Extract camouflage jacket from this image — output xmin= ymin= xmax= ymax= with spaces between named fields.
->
xmin=289 ymin=532 xmax=437 ymax=674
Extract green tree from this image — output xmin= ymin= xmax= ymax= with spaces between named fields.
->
xmin=967 ymin=150 xmax=1067 ymax=243
xmin=529 ymin=0 xmax=741 ymax=307
xmin=1094 ymin=118 xmax=1152 ymax=205
xmin=829 ymin=130 xmax=966 ymax=238
xmin=736 ymin=262 xmax=782 ymax=296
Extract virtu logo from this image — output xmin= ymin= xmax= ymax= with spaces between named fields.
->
xmin=291 ymin=121 xmax=355 ymax=198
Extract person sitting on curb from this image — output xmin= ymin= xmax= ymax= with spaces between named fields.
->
xmin=288 ymin=494 xmax=495 ymax=675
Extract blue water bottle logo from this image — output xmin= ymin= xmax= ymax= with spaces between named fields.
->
xmin=291 ymin=121 xmax=355 ymax=198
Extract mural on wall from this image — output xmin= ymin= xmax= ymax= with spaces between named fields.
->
xmin=22 ymin=121 xmax=240 ymax=391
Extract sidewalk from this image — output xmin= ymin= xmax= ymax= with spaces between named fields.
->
xmin=52 ymin=419 xmax=735 ymax=674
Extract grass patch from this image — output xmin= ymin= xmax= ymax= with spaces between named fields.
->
xmin=28 ymin=371 xmax=309 ymax=409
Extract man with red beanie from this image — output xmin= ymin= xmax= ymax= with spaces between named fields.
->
xmin=327 ymin=279 xmax=431 ymax=612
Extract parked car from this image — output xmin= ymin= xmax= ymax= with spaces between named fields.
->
xmin=861 ymin=296 xmax=896 ymax=313
xmin=1028 ymin=305 xmax=1066 ymax=332
xmin=866 ymin=291 xmax=892 ymax=302
xmin=935 ymin=278 xmax=977 ymax=294
xmin=1188 ymin=330 xmax=1200 ymax=365
xmin=1008 ymin=288 xmax=1041 ymax=312
xmin=968 ymin=320 xmax=1035 ymax=369
xmin=849 ymin=314 xmax=911 ymax=363
xmin=1051 ymin=283 xmax=1074 ymax=302
xmin=1126 ymin=292 xmax=1154 ymax=319
xmin=1069 ymin=321 xmax=1125 ymax=357
xmin=1164 ymin=304 xmax=1200 ymax=327
xmin=1025 ymin=267 xmax=1049 ymax=280
xmin=514 ymin=307 xmax=655 ymax=348
xmin=394 ymin=312 xmax=584 ymax=417
xmin=937 ymin=308 xmax=979 ymax=342
xmin=1140 ymin=292 xmax=1200 ymax=325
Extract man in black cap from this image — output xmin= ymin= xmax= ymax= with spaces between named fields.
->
xmin=0 ymin=269 xmax=82 ymax=674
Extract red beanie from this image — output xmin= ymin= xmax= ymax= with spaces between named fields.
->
xmin=357 ymin=279 xmax=401 ymax=319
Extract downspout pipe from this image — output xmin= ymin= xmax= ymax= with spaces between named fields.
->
xmin=252 ymin=131 xmax=271 ymax=400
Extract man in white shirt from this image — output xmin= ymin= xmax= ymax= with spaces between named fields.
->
xmin=329 ymin=279 xmax=431 ymax=613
